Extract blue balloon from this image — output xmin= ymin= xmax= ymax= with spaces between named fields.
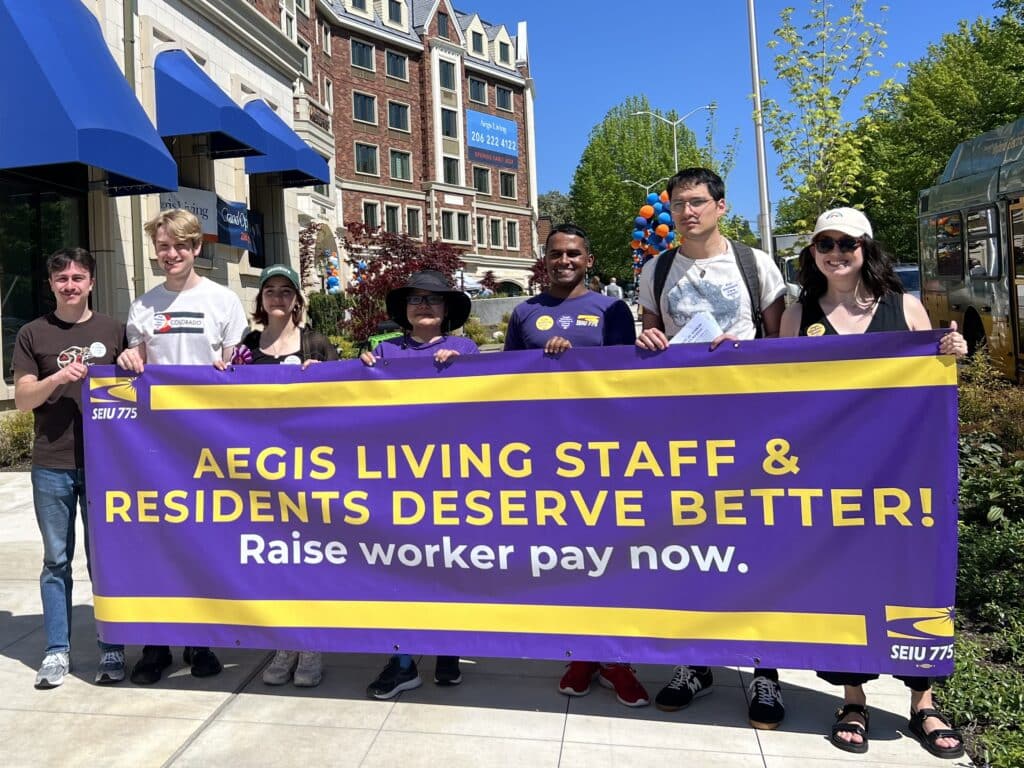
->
xmin=328 ymin=285 xmax=342 ymax=294
xmin=632 ymin=229 xmax=644 ymax=240
xmin=634 ymin=216 xmax=647 ymax=228
xmin=358 ymin=260 xmax=367 ymax=269
xmin=658 ymin=212 xmax=672 ymax=224
xmin=666 ymin=231 xmax=677 ymax=241
xmin=653 ymin=202 xmax=664 ymax=214
xmin=326 ymin=276 xmax=340 ymax=287
xmin=646 ymin=192 xmax=659 ymax=204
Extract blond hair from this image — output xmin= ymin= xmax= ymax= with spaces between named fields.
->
xmin=144 ymin=209 xmax=203 ymax=248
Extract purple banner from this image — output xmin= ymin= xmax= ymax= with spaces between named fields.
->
xmin=83 ymin=332 xmax=959 ymax=675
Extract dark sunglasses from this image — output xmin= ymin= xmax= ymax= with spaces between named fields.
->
xmin=406 ymin=294 xmax=445 ymax=306
xmin=813 ymin=236 xmax=861 ymax=254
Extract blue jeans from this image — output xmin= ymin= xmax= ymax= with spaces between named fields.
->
xmin=32 ymin=466 xmax=122 ymax=655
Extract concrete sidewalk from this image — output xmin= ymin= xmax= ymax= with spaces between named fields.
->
xmin=0 ymin=473 xmax=971 ymax=767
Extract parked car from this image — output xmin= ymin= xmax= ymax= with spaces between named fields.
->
xmin=893 ymin=264 xmax=921 ymax=299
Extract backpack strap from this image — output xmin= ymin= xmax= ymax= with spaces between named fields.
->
xmin=731 ymin=240 xmax=764 ymax=338
xmin=652 ymin=247 xmax=679 ymax=316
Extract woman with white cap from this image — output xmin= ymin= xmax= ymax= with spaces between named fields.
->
xmin=780 ymin=208 xmax=965 ymax=759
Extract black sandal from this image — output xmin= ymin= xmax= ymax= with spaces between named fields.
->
xmin=830 ymin=703 xmax=869 ymax=754
xmin=908 ymin=707 xmax=965 ymax=759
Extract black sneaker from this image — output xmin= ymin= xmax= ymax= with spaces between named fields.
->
xmin=367 ymin=657 xmax=422 ymax=699
xmin=183 ymin=646 xmax=223 ymax=678
xmin=434 ymin=655 xmax=462 ymax=686
xmin=130 ymin=645 xmax=172 ymax=685
xmin=748 ymin=675 xmax=785 ymax=729
xmin=655 ymin=665 xmax=714 ymax=711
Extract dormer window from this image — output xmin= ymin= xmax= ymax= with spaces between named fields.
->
xmin=472 ymin=31 xmax=483 ymax=54
xmin=388 ymin=0 xmax=401 ymax=23
xmin=437 ymin=12 xmax=450 ymax=38
xmin=499 ymin=41 xmax=510 ymax=63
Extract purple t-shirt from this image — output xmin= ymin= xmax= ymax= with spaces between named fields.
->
xmin=372 ymin=333 xmax=479 ymax=359
xmin=503 ymin=291 xmax=637 ymax=350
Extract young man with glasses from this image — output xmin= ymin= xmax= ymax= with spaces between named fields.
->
xmin=635 ymin=168 xmax=789 ymax=729
xmin=117 ymin=208 xmax=248 ymax=685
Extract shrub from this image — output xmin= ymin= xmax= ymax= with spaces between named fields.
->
xmin=958 ymin=432 xmax=1024 ymax=524
xmin=958 ymin=353 xmax=1024 ymax=453
xmin=0 ymin=410 xmax=34 ymax=466
xmin=462 ymin=316 xmax=489 ymax=347
xmin=330 ymin=335 xmax=359 ymax=360
xmin=307 ymin=292 xmax=350 ymax=338
xmin=956 ymin=519 xmax=1024 ymax=628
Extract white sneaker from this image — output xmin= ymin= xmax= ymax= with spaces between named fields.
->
xmin=35 ymin=651 xmax=70 ymax=689
xmin=95 ymin=649 xmax=126 ymax=684
xmin=293 ymin=651 xmax=323 ymax=687
xmin=262 ymin=650 xmax=298 ymax=685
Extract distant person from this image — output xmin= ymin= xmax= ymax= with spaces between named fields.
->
xmin=603 ymin=277 xmax=623 ymax=299
xmin=117 ymin=208 xmax=248 ymax=685
xmin=13 ymin=248 xmax=126 ymax=688
xmin=504 ymin=224 xmax=645 ymax=707
xmin=588 ymin=275 xmax=603 ymax=293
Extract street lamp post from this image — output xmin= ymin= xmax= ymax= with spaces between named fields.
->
xmin=632 ymin=104 xmax=713 ymax=173
xmin=746 ymin=0 xmax=773 ymax=253
xmin=622 ymin=177 xmax=670 ymax=196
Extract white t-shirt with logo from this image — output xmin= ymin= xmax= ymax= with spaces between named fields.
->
xmin=126 ymin=277 xmax=248 ymax=365
xmin=638 ymin=243 xmax=785 ymax=340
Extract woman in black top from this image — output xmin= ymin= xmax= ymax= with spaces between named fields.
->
xmin=780 ymin=209 xmax=966 ymax=759
xmin=233 ymin=264 xmax=338 ymax=688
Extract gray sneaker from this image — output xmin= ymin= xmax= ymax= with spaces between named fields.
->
xmin=293 ymin=651 xmax=323 ymax=688
xmin=94 ymin=649 xmax=126 ymax=684
xmin=262 ymin=650 xmax=298 ymax=685
xmin=35 ymin=651 xmax=70 ymax=689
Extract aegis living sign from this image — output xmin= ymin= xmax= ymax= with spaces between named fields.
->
xmin=159 ymin=187 xmax=260 ymax=254
xmin=466 ymin=110 xmax=518 ymax=170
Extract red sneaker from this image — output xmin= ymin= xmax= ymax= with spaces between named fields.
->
xmin=598 ymin=663 xmax=650 ymax=707
xmin=558 ymin=661 xmax=600 ymax=696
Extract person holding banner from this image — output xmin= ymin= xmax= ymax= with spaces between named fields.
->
xmin=231 ymin=263 xmax=338 ymax=687
xmin=13 ymin=248 xmax=127 ymax=688
xmin=504 ymin=224 xmax=648 ymax=708
xmin=117 ymin=209 xmax=249 ymax=686
xmin=780 ymin=207 xmax=966 ymax=759
xmin=360 ymin=270 xmax=477 ymax=698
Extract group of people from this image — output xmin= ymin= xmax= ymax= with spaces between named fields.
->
xmin=14 ymin=165 xmax=966 ymax=761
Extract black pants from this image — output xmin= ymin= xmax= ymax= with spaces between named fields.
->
xmin=816 ymin=671 xmax=937 ymax=692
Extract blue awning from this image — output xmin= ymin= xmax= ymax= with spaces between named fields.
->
xmin=155 ymin=50 xmax=267 ymax=159
xmin=0 ymin=0 xmax=177 ymax=195
xmin=244 ymin=100 xmax=330 ymax=188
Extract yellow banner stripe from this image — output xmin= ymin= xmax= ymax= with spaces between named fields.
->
xmin=150 ymin=355 xmax=956 ymax=410
xmin=94 ymin=596 xmax=867 ymax=645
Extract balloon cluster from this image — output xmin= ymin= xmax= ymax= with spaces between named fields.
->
xmin=321 ymin=249 xmax=342 ymax=294
xmin=349 ymin=257 xmax=368 ymax=291
xmin=630 ymin=191 xmax=676 ymax=279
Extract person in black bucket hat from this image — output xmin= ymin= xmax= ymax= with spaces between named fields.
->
xmin=359 ymin=270 xmax=479 ymax=697
xmin=362 ymin=270 xmax=477 ymax=363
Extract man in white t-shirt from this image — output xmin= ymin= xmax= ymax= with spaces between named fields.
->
xmin=117 ymin=208 xmax=248 ymax=685
xmin=634 ymin=168 xmax=788 ymax=730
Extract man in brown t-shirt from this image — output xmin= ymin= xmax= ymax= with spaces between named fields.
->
xmin=13 ymin=247 xmax=125 ymax=689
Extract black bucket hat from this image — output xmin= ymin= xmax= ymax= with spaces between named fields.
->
xmin=385 ymin=270 xmax=472 ymax=332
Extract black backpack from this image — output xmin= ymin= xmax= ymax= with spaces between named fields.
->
xmin=652 ymin=240 xmax=765 ymax=338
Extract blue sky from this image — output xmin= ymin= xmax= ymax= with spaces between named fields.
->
xmin=464 ymin=0 xmax=1002 ymax=231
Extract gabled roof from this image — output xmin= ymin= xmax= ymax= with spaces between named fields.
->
xmin=322 ymin=0 xmax=422 ymax=46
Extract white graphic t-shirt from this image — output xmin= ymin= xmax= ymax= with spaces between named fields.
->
xmin=638 ymin=243 xmax=785 ymax=340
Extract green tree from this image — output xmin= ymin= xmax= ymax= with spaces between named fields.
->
xmin=537 ymin=190 xmax=574 ymax=224
xmin=764 ymin=0 xmax=893 ymax=231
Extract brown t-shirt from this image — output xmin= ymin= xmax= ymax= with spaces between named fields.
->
xmin=12 ymin=313 xmax=125 ymax=469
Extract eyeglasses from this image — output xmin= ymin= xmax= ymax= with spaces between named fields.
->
xmin=406 ymin=294 xmax=445 ymax=306
xmin=813 ymin=236 xmax=861 ymax=254
xmin=670 ymin=198 xmax=715 ymax=213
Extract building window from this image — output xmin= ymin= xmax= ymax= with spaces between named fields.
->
xmin=353 ymin=92 xmax=376 ymax=124
xmin=298 ymin=39 xmax=311 ymax=80
xmin=441 ymin=210 xmax=454 ymax=240
xmin=468 ymin=77 xmax=487 ymax=104
xmin=386 ymin=51 xmax=407 ymax=80
xmin=499 ymin=41 xmax=510 ymax=63
xmin=490 ymin=218 xmax=502 ymax=247
xmin=320 ymin=21 xmax=331 ymax=54
xmin=506 ymin=220 xmax=519 ymax=248
xmin=387 ymin=101 xmax=409 ymax=131
xmin=441 ymin=108 xmax=458 ymax=139
xmin=476 ymin=215 xmax=485 ymax=245
xmin=390 ymin=150 xmax=411 ymax=180
xmin=496 ymin=85 xmax=512 ymax=110
xmin=385 ymin=204 xmax=400 ymax=233
xmin=295 ymin=0 xmax=308 ymax=14
xmin=281 ymin=9 xmax=295 ymax=41
xmin=352 ymin=0 xmax=366 ymax=9
xmin=499 ymin=172 xmax=516 ymax=198
xmin=472 ymin=166 xmax=490 ymax=194
xmin=355 ymin=143 xmax=378 ymax=175
xmin=443 ymin=156 xmax=460 ymax=185
xmin=472 ymin=31 xmax=484 ymax=54
xmin=321 ymin=78 xmax=333 ymax=110
xmin=363 ymin=201 xmax=379 ymax=228
xmin=457 ymin=213 xmax=470 ymax=242
xmin=351 ymin=39 xmax=374 ymax=70
xmin=439 ymin=59 xmax=456 ymax=91
xmin=437 ymin=12 xmax=449 ymax=38
xmin=388 ymin=0 xmax=402 ymax=23
xmin=407 ymin=207 xmax=421 ymax=237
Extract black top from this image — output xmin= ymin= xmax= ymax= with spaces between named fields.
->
xmin=799 ymin=292 xmax=908 ymax=336
xmin=239 ymin=327 xmax=339 ymax=364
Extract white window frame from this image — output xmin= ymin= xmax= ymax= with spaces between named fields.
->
xmin=489 ymin=217 xmax=502 ymax=248
xmin=468 ymin=77 xmax=487 ymax=105
xmin=297 ymin=38 xmax=312 ymax=81
xmin=440 ymin=209 xmax=455 ymax=241
xmin=438 ymin=59 xmax=456 ymax=91
xmin=354 ymin=141 xmax=380 ymax=177
xmin=441 ymin=107 xmax=459 ymax=139
xmin=350 ymin=0 xmax=371 ymax=17
xmin=389 ymin=149 xmax=412 ymax=181
xmin=457 ymin=212 xmax=470 ymax=243
xmin=386 ymin=0 xmax=404 ymax=26
xmin=351 ymin=38 xmax=375 ymax=72
xmin=281 ymin=7 xmax=296 ymax=42
xmin=295 ymin=0 xmax=308 ymax=15
xmin=362 ymin=199 xmax=380 ymax=229
xmin=352 ymin=90 xmax=377 ymax=125
xmin=496 ymin=85 xmax=513 ymax=112
xmin=499 ymin=41 xmax=511 ymax=64
xmin=321 ymin=77 xmax=333 ymax=111
xmin=320 ymin=21 xmax=332 ymax=55
xmin=471 ymin=31 xmax=484 ymax=54
xmin=384 ymin=203 xmax=401 ymax=233
xmin=505 ymin=219 xmax=519 ymax=250
xmin=472 ymin=165 xmax=490 ymax=195
xmin=387 ymin=100 xmax=410 ymax=132
xmin=442 ymin=156 xmax=460 ymax=186
xmin=499 ymin=171 xmax=516 ymax=199
xmin=385 ymin=50 xmax=408 ymax=81
xmin=475 ymin=215 xmax=485 ymax=245
xmin=406 ymin=206 xmax=422 ymax=238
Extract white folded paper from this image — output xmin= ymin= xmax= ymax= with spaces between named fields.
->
xmin=669 ymin=310 xmax=724 ymax=344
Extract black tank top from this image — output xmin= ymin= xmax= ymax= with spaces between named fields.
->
xmin=798 ymin=292 xmax=908 ymax=336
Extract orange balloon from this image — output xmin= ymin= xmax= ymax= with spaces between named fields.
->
xmin=655 ymin=224 xmax=669 ymax=237
xmin=630 ymin=239 xmax=641 ymax=249
xmin=639 ymin=205 xmax=655 ymax=219
xmin=660 ymin=191 xmax=669 ymax=202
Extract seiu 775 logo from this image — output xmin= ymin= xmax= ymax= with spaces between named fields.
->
xmin=89 ymin=377 xmax=138 ymax=420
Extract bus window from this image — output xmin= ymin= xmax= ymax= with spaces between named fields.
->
xmin=935 ymin=213 xmax=964 ymax=277
xmin=966 ymin=207 xmax=1000 ymax=278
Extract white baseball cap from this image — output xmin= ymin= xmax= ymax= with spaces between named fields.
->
xmin=812 ymin=207 xmax=873 ymax=239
